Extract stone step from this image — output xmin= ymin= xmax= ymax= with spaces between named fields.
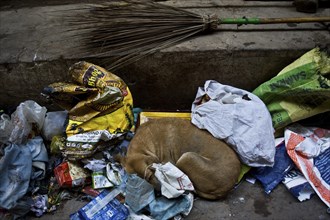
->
xmin=0 ymin=0 xmax=329 ymax=110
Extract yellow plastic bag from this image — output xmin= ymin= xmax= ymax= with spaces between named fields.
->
xmin=43 ymin=61 xmax=134 ymax=160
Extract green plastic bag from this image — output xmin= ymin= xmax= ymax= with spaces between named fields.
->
xmin=253 ymin=48 xmax=330 ymax=134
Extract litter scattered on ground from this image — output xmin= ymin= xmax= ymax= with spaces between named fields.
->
xmin=1 ymin=48 xmax=329 ymax=219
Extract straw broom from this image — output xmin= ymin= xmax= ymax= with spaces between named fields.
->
xmin=65 ymin=0 xmax=330 ymax=71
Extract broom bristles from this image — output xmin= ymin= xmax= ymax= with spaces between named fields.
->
xmin=65 ymin=0 xmax=214 ymax=71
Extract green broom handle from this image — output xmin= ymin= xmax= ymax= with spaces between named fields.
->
xmin=219 ymin=17 xmax=330 ymax=24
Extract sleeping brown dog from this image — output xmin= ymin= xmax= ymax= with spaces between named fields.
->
xmin=120 ymin=117 xmax=241 ymax=200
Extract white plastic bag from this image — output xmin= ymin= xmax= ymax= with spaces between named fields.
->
xmin=41 ymin=111 xmax=67 ymax=141
xmin=9 ymin=100 xmax=47 ymax=144
xmin=191 ymin=80 xmax=276 ymax=167
xmin=152 ymin=162 xmax=194 ymax=199
xmin=0 ymin=114 xmax=14 ymax=144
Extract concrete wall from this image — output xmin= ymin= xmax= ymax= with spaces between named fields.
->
xmin=1 ymin=0 xmax=329 ymax=110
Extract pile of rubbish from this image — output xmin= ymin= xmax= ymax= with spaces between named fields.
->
xmin=0 ymin=48 xmax=329 ymax=219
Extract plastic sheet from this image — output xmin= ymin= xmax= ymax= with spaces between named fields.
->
xmin=191 ymin=80 xmax=276 ymax=167
xmin=251 ymin=139 xmax=294 ymax=194
xmin=253 ymin=47 xmax=330 ymax=133
xmin=285 ymin=124 xmax=330 ymax=207
xmin=42 ymin=111 xmax=67 ymax=141
xmin=1 ymin=100 xmax=47 ymax=144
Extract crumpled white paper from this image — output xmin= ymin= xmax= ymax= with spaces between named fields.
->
xmin=152 ymin=162 xmax=194 ymax=199
xmin=191 ymin=80 xmax=276 ymax=167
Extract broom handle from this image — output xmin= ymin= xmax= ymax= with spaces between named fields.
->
xmin=218 ymin=17 xmax=330 ymax=24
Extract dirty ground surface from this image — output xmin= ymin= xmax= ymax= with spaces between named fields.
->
xmin=26 ymin=180 xmax=329 ymax=220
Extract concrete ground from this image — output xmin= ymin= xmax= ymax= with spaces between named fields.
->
xmin=26 ymin=180 xmax=329 ymax=220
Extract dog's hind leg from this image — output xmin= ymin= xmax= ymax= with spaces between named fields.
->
xmin=176 ymin=152 xmax=237 ymax=200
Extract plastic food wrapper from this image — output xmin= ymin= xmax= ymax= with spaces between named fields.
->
xmin=125 ymin=174 xmax=155 ymax=213
xmin=191 ymin=80 xmax=275 ymax=167
xmin=251 ymin=138 xmax=294 ymax=194
xmin=83 ymin=159 xmax=107 ymax=172
xmin=0 ymin=100 xmax=47 ymax=144
xmin=70 ymin=189 xmax=129 ymax=220
xmin=63 ymin=130 xmax=123 ymax=160
xmin=253 ymin=47 xmax=330 ymax=134
xmin=31 ymin=195 xmax=48 ymax=217
xmin=152 ymin=162 xmax=194 ymax=199
xmin=41 ymin=111 xmax=67 ymax=141
xmin=282 ymin=169 xmax=315 ymax=202
xmin=54 ymin=161 xmax=91 ymax=188
xmin=106 ymin=163 xmax=124 ymax=186
xmin=285 ymin=124 xmax=330 ymax=207
xmin=92 ymin=170 xmax=114 ymax=189
xmin=42 ymin=61 xmax=134 ymax=160
xmin=50 ymin=135 xmax=66 ymax=155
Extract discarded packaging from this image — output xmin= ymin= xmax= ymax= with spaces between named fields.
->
xmin=0 ymin=113 xmax=13 ymax=144
xmin=83 ymin=159 xmax=107 ymax=172
xmin=31 ymin=195 xmax=48 ymax=217
xmin=50 ymin=135 xmax=66 ymax=155
xmin=54 ymin=161 xmax=91 ymax=188
xmin=1 ymin=100 xmax=47 ymax=144
xmin=42 ymin=61 xmax=134 ymax=160
xmin=63 ymin=130 xmax=122 ymax=160
xmin=152 ymin=162 xmax=194 ymax=199
xmin=43 ymin=61 xmax=134 ymax=132
xmin=42 ymin=111 xmax=67 ymax=141
xmin=106 ymin=163 xmax=124 ymax=186
xmin=191 ymin=80 xmax=276 ymax=167
xmin=125 ymin=174 xmax=155 ymax=213
xmin=285 ymin=124 xmax=330 ymax=207
xmin=282 ymin=169 xmax=315 ymax=202
xmin=253 ymin=47 xmax=330 ymax=133
xmin=70 ymin=189 xmax=129 ymax=220
xmin=92 ymin=170 xmax=114 ymax=189
xmin=251 ymin=138 xmax=294 ymax=194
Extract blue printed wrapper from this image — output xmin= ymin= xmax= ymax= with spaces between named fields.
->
xmin=251 ymin=141 xmax=294 ymax=194
xmin=70 ymin=189 xmax=129 ymax=220
xmin=282 ymin=169 xmax=315 ymax=202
